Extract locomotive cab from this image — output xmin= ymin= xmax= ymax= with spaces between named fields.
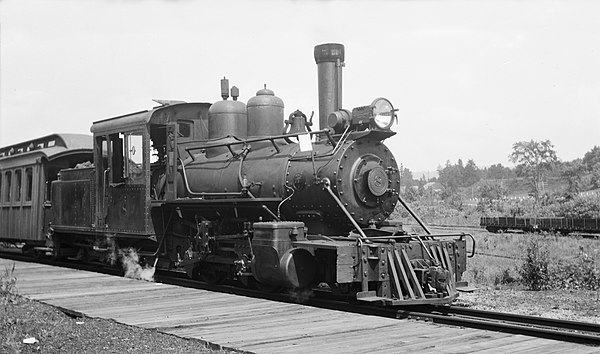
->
xmin=90 ymin=102 xmax=211 ymax=231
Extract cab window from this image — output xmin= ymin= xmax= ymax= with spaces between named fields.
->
xmin=178 ymin=121 xmax=192 ymax=138
xmin=109 ymin=132 xmax=145 ymax=184
xmin=125 ymin=133 xmax=144 ymax=183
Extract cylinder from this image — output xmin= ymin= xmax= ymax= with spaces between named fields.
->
xmin=314 ymin=43 xmax=345 ymax=133
xmin=247 ymin=86 xmax=284 ymax=138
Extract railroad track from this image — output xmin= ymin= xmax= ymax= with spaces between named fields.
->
xmin=3 ymin=251 xmax=600 ymax=346
xmin=295 ymin=297 xmax=600 ymax=346
xmin=154 ymin=268 xmax=600 ymax=346
xmin=399 ymin=306 xmax=600 ymax=345
xmin=428 ymin=224 xmax=483 ymax=231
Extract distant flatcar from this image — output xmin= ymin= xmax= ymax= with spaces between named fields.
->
xmin=480 ymin=216 xmax=600 ymax=234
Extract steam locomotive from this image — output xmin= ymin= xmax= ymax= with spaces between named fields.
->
xmin=0 ymin=43 xmax=471 ymax=306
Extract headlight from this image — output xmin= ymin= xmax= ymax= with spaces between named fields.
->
xmin=349 ymin=97 xmax=397 ymax=133
xmin=371 ymin=98 xmax=396 ymax=130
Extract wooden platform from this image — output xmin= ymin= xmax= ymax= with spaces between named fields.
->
xmin=1 ymin=258 xmax=597 ymax=353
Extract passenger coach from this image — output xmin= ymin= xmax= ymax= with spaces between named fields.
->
xmin=0 ymin=134 xmax=92 ymax=248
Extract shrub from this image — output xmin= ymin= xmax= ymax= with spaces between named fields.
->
xmin=551 ymin=251 xmax=600 ymax=290
xmin=551 ymin=194 xmax=600 ymax=218
xmin=519 ymin=239 xmax=550 ymax=290
xmin=494 ymin=268 xmax=516 ymax=286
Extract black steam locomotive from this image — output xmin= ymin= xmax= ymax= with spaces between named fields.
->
xmin=0 ymin=44 xmax=471 ymax=305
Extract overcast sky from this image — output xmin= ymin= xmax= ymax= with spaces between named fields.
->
xmin=1 ymin=0 xmax=599 ymax=173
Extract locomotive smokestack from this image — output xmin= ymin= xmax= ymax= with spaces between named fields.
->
xmin=314 ymin=43 xmax=345 ymax=133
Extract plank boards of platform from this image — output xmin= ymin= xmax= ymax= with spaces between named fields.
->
xmin=1 ymin=258 xmax=597 ymax=354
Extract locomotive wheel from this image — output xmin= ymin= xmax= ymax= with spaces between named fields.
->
xmin=22 ymin=245 xmax=42 ymax=259
xmin=254 ymin=280 xmax=282 ymax=293
xmin=75 ymin=247 xmax=90 ymax=262
xmin=198 ymin=264 xmax=227 ymax=284
xmin=328 ymin=282 xmax=353 ymax=295
xmin=184 ymin=264 xmax=200 ymax=279
xmin=241 ymin=276 xmax=282 ymax=293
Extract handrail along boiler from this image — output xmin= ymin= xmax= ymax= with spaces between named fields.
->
xmin=2 ymin=44 xmax=472 ymax=306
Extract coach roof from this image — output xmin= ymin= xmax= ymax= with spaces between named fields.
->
xmin=0 ymin=133 xmax=92 ymax=167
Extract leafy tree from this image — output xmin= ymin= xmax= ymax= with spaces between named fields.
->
xmin=508 ymin=139 xmax=558 ymax=201
xmin=583 ymin=146 xmax=600 ymax=189
xmin=463 ymin=159 xmax=481 ymax=186
xmin=477 ymin=182 xmax=508 ymax=212
xmin=561 ymin=160 xmax=587 ymax=198
xmin=399 ymin=166 xmax=414 ymax=187
xmin=592 ymin=168 xmax=600 ymax=190
xmin=552 ymin=194 xmax=600 ymax=218
xmin=582 ymin=146 xmax=600 ymax=168
xmin=484 ymin=163 xmax=516 ymax=180
xmin=402 ymin=186 xmax=420 ymax=202
xmin=437 ymin=159 xmax=481 ymax=200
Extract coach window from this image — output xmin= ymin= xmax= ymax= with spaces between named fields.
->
xmin=0 ymin=173 xmax=2 ymax=203
xmin=25 ymin=167 xmax=33 ymax=202
xmin=15 ymin=169 xmax=22 ymax=202
xmin=4 ymin=171 xmax=11 ymax=203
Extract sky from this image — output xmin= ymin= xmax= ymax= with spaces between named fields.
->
xmin=1 ymin=0 xmax=599 ymax=174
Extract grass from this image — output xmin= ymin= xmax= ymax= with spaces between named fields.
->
xmin=1 ymin=262 xmax=17 ymax=305
xmin=1 ymin=263 xmax=20 ymax=353
xmin=461 ymin=229 xmax=600 ymax=290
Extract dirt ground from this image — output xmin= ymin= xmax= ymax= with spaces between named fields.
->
xmin=0 ymin=295 xmax=235 ymax=354
xmin=455 ymin=285 xmax=600 ymax=324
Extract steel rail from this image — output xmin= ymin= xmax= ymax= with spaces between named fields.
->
xmin=442 ymin=306 xmax=600 ymax=334
xmin=142 ymin=268 xmax=600 ymax=346
xmin=394 ymin=305 xmax=600 ymax=345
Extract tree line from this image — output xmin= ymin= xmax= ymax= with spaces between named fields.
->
xmin=398 ymin=140 xmax=600 ymax=218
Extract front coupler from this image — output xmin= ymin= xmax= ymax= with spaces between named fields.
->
xmin=345 ymin=235 xmax=468 ymax=306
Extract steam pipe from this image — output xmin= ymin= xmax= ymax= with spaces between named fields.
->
xmin=322 ymin=177 xmax=367 ymax=239
xmin=185 ymin=129 xmax=337 ymax=156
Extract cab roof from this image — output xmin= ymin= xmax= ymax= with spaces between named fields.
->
xmin=90 ymin=102 xmax=210 ymax=136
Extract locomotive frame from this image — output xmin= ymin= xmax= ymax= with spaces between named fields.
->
xmin=1 ymin=43 xmax=473 ymax=306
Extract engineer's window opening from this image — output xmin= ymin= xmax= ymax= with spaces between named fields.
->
xmin=125 ymin=133 xmax=144 ymax=184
